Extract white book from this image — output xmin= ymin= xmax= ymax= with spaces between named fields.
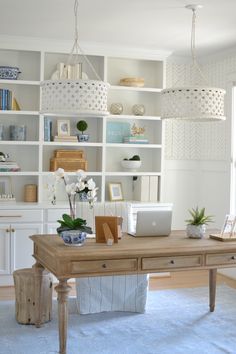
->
xmin=133 ymin=176 xmax=150 ymax=202
xmin=149 ymin=175 xmax=158 ymax=202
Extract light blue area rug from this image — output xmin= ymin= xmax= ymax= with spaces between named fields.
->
xmin=1 ymin=286 xmax=236 ymax=354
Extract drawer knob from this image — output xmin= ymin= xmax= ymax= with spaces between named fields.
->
xmin=231 ymin=256 xmax=236 ymax=260
xmin=102 ymin=264 xmax=107 ymax=268
xmin=170 ymin=260 xmax=175 ymax=264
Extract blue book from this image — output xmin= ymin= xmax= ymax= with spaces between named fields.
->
xmin=44 ymin=117 xmax=52 ymax=141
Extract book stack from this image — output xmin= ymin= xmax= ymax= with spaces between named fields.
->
xmin=54 ymin=135 xmax=78 ymax=142
xmin=0 ymin=161 xmax=21 ymax=172
xmin=133 ymin=176 xmax=159 ymax=202
xmin=123 ymin=136 xmax=149 ymax=144
xmin=44 ymin=117 xmax=52 ymax=141
xmin=0 ymin=89 xmax=12 ymax=110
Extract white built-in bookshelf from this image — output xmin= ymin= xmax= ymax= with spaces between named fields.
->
xmin=0 ymin=46 xmax=167 ymax=204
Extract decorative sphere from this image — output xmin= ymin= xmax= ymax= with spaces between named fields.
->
xmin=132 ymin=104 xmax=145 ymax=116
xmin=110 ymin=103 xmax=123 ymax=115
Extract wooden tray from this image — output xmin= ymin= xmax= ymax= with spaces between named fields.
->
xmin=209 ymin=233 xmax=236 ymax=242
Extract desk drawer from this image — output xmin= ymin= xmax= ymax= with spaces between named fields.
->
xmin=142 ymin=255 xmax=202 ymax=271
xmin=72 ymin=258 xmax=137 ymax=274
xmin=206 ymin=253 xmax=236 ymax=266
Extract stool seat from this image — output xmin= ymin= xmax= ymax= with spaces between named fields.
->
xmin=13 ymin=268 xmax=53 ymax=325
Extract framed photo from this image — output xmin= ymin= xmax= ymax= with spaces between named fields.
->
xmin=57 ymin=120 xmax=70 ymax=136
xmin=109 ymin=182 xmax=123 ymax=201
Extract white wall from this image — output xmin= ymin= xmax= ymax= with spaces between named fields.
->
xmin=163 ymin=51 xmax=236 ymax=277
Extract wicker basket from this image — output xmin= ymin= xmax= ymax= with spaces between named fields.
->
xmin=50 ymin=158 xmax=87 ymax=172
xmin=54 ymin=149 xmax=84 ymax=159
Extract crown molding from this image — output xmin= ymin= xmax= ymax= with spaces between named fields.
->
xmin=0 ymin=35 xmax=172 ymax=60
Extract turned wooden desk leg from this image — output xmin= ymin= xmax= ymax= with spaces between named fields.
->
xmin=209 ymin=268 xmax=217 ymax=312
xmin=33 ymin=261 xmax=45 ymax=328
xmin=55 ymin=279 xmax=71 ymax=354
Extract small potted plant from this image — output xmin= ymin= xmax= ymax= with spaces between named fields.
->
xmin=185 ymin=206 xmax=214 ymax=239
xmin=121 ymin=155 xmax=142 ymax=172
xmin=76 ymin=120 xmax=89 ymax=142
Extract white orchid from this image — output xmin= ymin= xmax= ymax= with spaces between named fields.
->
xmin=47 ymin=168 xmax=98 ymax=220
xmin=86 ymin=178 xmax=96 ymax=190
xmin=76 ymin=169 xmax=87 ymax=180
xmin=65 ymin=183 xmax=77 ymax=195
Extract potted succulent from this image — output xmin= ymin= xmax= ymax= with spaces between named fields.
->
xmin=185 ymin=206 xmax=214 ymax=239
xmin=76 ymin=120 xmax=89 ymax=142
xmin=121 ymin=155 xmax=142 ymax=172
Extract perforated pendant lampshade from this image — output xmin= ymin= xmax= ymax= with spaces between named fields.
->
xmin=161 ymin=5 xmax=226 ymax=122
xmin=40 ymin=0 xmax=109 ymax=117
xmin=161 ymin=86 xmax=226 ymax=121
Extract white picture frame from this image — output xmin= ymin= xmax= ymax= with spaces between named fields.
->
xmin=109 ymin=182 xmax=123 ymax=201
xmin=57 ymin=120 xmax=70 ymax=136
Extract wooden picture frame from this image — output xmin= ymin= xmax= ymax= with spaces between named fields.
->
xmin=109 ymin=182 xmax=123 ymax=201
xmin=57 ymin=120 xmax=70 ymax=136
xmin=95 ymin=216 xmax=119 ymax=243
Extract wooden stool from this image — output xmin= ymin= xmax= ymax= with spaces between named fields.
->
xmin=13 ymin=268 xmax=53 ymax=325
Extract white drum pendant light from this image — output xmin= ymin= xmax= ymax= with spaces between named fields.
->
xmin=161 ymin=4 xmax=225 ymax=122
xmin=41 ymin=0 xmax=109 ymax=117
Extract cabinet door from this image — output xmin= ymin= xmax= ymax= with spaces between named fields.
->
xmin=10 ymin=223 xmax=43 ymax=272
xmin=45 ymin=223 xmax=58 ymax=234
xmin=0 ymin=225 xmax=10 ymax=274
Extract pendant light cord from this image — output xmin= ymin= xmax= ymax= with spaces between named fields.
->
xmin=66 ymin=0 xmax=102 ymax=81
xmin=190 ymin=8 xmax=208 ymax=85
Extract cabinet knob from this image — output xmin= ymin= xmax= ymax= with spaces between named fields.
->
xmin=6 ymin=228 xmax=10 ymax=233
xmin=170 ymin=260 xmax=175 ymax=264
xmin=102 ymin=264 xmax=107 ymax=268
xmin=11 ymin=228 xmax=15 ymax=233
xmin=231 ymin=256 xmax=236 ymax=260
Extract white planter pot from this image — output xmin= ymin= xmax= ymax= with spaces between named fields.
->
xmin=186 ymin=224 xmax=206 ymax=239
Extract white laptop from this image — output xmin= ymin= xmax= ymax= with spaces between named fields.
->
xmin=128 ymin=209 xmax=172 ymax=237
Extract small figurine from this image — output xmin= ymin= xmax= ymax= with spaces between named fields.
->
xmin=131 ymin=123 xmax=145 ymax=136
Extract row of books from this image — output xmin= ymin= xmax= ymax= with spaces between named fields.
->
xmin=54 ymin=135 xmax=78 ymax=142
xmin=0 ymin=89 xmax=13 ymax=110
xmin=0 ymin=161 xmax=21 ymax=172
xmin=123 ymin=136 xmax=149 ymax=144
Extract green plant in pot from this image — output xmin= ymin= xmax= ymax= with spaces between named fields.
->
xmin=121 ymin=155 xmax=142 ymax=172
xmin=185 ymin=206 xmax=214 ymax=239
xmin=76 ymin=120 xmax=89 ymax=142
xmin=48 ymin=168 xmax=98 ymax=246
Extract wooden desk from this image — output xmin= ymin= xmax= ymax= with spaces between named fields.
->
xmin=30 ymin=231 xmax=236 ymax=354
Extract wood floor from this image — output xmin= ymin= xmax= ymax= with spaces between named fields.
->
xmin=1 ymin=270 xmax=236 ymax=301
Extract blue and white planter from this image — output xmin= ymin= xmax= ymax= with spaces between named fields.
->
xmin=60 ymin=230 xmax=87 ymax=246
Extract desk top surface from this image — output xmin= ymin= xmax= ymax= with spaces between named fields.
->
xmin=31 ymin=231 xmax=236 ymax=260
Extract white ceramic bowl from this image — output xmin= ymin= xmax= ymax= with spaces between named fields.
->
xmin=121 ymin=160 xmax=142 ymax=172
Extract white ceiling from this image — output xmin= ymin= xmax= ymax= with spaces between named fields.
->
xmin=1 ymin=0 xmax=236 ymax=57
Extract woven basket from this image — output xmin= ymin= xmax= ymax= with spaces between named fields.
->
xmin=41 ymin=79 xmax=109 ymax=116
xmin=50 ymin=158 xmax=87 ymax=172
xmin=54 ymin=149 xmax=84 ymax=159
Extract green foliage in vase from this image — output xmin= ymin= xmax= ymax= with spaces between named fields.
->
xmin=76 ymin=120 xmax=88 ymax=134
xmin=57 ymin=214 xmax=93 ymax=234
xmin=123 ymin=155 xmax=141 ymax=161
xmin=185 ymin=207 xmax=214 ymax=226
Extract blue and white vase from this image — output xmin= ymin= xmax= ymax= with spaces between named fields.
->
xmin=60 ymin=230 xmax=87 ymax=246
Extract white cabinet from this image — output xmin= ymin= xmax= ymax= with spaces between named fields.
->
xmin=0 ymin=208 xmax=43 ymax=285
xmin=10 ymin=223 xmax=43 ymax=271
xmin=0 ymin=45 xmax=166 ymax=204
xmin=0 ymin=225 xmax=10 ymax=274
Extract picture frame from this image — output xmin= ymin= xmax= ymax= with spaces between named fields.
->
xmin=57 ymin=120 xmax=70 ymax=136
xmin=109 ymin=182 xmax=123 ymax=201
